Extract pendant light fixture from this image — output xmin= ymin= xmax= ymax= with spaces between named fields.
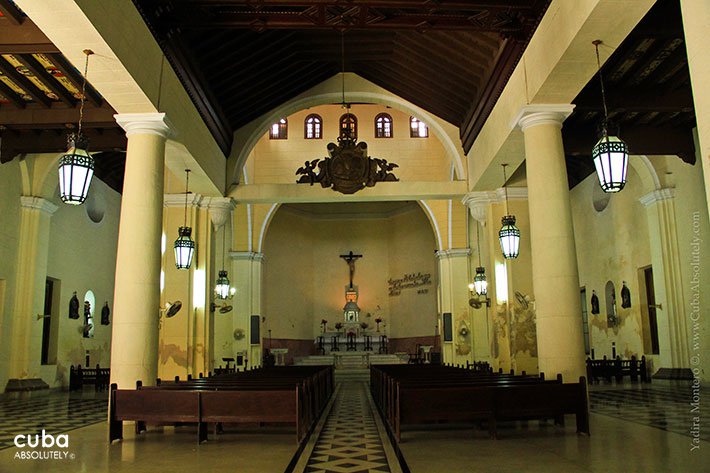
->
xmin=591 ymin=40 xmax=628 ymax=193
xmin=174 ymin=169 xmax=195 ymax=270
xmin=498 ymin=164 xmax=520 ymax=259
xmin=472 ymin=223 xmax=488 ymax=296
xmin=215 ymin=225 xmax=235 ymax=299
xmin=58 ymin=49 xmax=95 ymax=205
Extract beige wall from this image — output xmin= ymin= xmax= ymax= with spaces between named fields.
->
xmin=571 ymin=167 xmax=651 ymax=361
xmin=0 ymin=160 xmax=23 ymax=391
xmin=0 ymin=158 xmax=121 ymax=390
xmin=263 ymin=203 xmax=437 ymax=341
xmin=246 ymin=104 xmax=451 ymax=185
xmin=45 ymin=178 xmax=120 ymax=386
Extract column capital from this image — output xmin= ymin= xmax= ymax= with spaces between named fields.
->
xmin=639 ymin=188 xmax=675 ymax=207
xmin=164 ymin=193 xmax=203 ymax=208
xmin=435 ymin=248 xmax=471 ymax=260
xmin=202 ymin=197 xmax=236 ymax=229
xmin=20 ymin=196 xmax=58 ymax=215
xmin=512 ymin=104 xmax=575 ymax=131
xmin=114 ymin=112 xmax=175 ymax=138
xmin=230 ymin=251 xmax=264 ymax=262
xmin=462 ymin=191 xmax=496 ymax=225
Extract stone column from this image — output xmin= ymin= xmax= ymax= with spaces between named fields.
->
xmin=110 ymin=113 xmax=173 ymax=388
xmin=231 ymin=251 xmax=264 ymax=369
xmin=435 ymin=249 xmax=471 ymax=365
xmin=680 ymin=0 xmax=710 ymax=217
xmin=514 ymin=104 xmax=586 ymax=382
xmin=640 ymin=189 xmax=689 ymax=368
xmin=7 ymin=197 xmax=58 ymax=385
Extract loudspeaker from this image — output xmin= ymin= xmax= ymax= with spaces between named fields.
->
xmin=443 ymin=312 xmax=453 ymax=342
xmin=250 ymin=315 xmax=260 ymax=345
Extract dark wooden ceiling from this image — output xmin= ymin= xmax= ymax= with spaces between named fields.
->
xmin=0 ymin=0 xmax=126 ymax=193
xmin=133 ymin=0 xmax=551 ymax=156
xmin=563 ymin=0 xmax=695 ymax=189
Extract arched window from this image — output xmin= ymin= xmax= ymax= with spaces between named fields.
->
xmin=410 ymin=116 xmax=428 ymax=138
xmin=339 ymin=113 xmax=357 ymax=140
xmin=304 ymin=114 xmax=322 ymax=139
xmin=269 ymin=118 xmax=288 ymax=139
xmin=375 ymin=113 xmax=393 ymax=138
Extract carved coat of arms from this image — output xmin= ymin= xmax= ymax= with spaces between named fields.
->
xmin=296 ymin=135 xmax=399 ymax=194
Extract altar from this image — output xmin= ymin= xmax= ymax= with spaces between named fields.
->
xmin=315 ymin=331 xmax=388 ymax=354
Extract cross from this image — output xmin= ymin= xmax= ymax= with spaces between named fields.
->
xmin=340 ymin=251 xmax=363 ymax=288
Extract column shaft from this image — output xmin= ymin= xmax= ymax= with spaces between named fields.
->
xmin=110 ymin=114 xmax=171 ymax=388
xmin=518 ymin=106 xmax=586 ymax=382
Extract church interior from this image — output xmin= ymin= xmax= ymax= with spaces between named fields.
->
xmin=0 ymin=0 xmax=708 ymax=471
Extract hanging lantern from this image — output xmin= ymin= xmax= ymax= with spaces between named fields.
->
xmin=58 ymin=50 xmax=94 ymax=205
xmin=174 ymin=169 xmax=195 ymax=270
xmin=592 ymin=134 xmax=628 ymax=193
xmin=215 ymin=270 xmax=231 ymax=299
xmin=473 ymin=267 xmax=488 ymax=296
xmin=58 ymin=135 xmax=94 ymax=205
xmin=174 ymin=226 xmax=195 ymax=270
xmin=499 ymin=215 xmax=520 ymax=259
xmin=592 ymin=40 xmax=629 ymax=193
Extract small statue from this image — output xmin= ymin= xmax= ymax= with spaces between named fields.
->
xmin=101 ymin=302 xmax=111 ymax=325
xmin=590 ymin=290 xmax=600 ymax=315
xmin=621 ymin=281 xmax=631 ymax=308
xmin=83 ymin=300 xmax=93 ymax=338
xmin=68 ymin=292 xmax=80 ymax=319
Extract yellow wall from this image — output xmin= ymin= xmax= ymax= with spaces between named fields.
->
xmin=0 ymin=160 xmax=23 ymax=390
xmin=262 ymin=203 xmax=437 ymax=341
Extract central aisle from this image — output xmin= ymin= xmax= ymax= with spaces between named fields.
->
xmin=303 ymin=382 xmax=397 ymax=473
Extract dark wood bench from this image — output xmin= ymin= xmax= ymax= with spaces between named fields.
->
xmin=109 ymin=366 xmax=333 ymax=445
xmin=69 ymin=364 xmax=110 ymax=391
xmin=586 ymin=356 xmax=649 ymax=384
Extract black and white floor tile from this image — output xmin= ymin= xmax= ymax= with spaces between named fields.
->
xmin=0 ymin=390 xmax=107 ymax=450
xmin=306 ymin=383 xmax=391 ymax=473
xmin=589 ymin=383 xmax=709 ymax=440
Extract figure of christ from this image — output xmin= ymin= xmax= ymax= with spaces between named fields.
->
xmin=339 ymin=250 xmax=363 ymax=288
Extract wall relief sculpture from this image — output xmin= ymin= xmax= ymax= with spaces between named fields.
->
xmin=296 ymin=135 xmax=399 ymax=194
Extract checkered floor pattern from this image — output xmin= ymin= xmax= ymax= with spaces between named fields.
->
xmin=0 ymin=390 xmax=107 ymax=450
xmin=306 ymin=383 xmax=391 ymax=473
xmin=589 ymin=383 xmax=709 ymax=440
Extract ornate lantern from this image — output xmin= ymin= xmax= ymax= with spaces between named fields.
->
xmin=174 ymin=169 xmax=195 ymax=270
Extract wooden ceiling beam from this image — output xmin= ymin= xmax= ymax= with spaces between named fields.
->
xmin=0 ymin=79 xmax=25 ymax=108
xmin=158 ymin=1 xmax=536 ymax=9
xmin=0 ymin=128 xmax=126 ymax=163
xmin=0 ymin=21 xmax=58 ymax=53
xmin=563 ymin=124 xmax=696 ymax=165
xmin=18 ymin=54 xmax=76 ymax=106
xmin=393 ymin=35 xmax=482 ymax=87
xmin=0 ymin=55 xmax=51 ymax=107
xmin=0 ymin=103 xmax=116 ymax=126
xmin=48 ymin=53 xmax=103 ymax=107
xmin=0 ymin=0 xmax=25 ymax=25
xmin=574 ymin=87 xmax=693 ymax=114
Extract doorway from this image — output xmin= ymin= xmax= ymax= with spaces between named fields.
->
xmin=641 ymin=267 xmax=660 ymax=355
xmin=41 ymin=277 xmax=60 ymax=365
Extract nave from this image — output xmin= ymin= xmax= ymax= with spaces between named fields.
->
xmin=0 ymin=376 xmax=707 ymax=473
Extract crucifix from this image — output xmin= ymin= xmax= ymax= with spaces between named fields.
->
xmin=340 ymin=251 xmax=363 ymax=288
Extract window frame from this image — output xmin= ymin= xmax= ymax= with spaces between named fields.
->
xmin=374 ymin=113 xmax=394 ymax=139
xmin=304 ymin=114 xmax=323 ymax=140
xmin=269 ymin=118 xmax=288 ymax=140
xmin=409 ymin=116 xmax=429 ymax=138
xmin=339 ymin=113 xmax=358 ymax=140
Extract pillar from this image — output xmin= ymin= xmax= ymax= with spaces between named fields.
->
xmin=680 ymin=0 xmax=710 ymax=217
xmin=7 ymin=197 xmax=58 ymax=382
xmin=436 ymin=249 xmax=471 ymax=365
xmin=640 ymin=189 xmax=689 ymax=368
xmin=110 ymin=113 xmax=173 ymax=388
xmin=231 ymin=251 xmax=264 ymax=369
xmin=515 ymin=104 xmax=586 ymax=382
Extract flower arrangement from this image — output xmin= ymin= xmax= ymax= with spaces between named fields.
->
xmin=335 ymin=322 xmax=343 ymax=331
xmin=320 ymin=319 xmax=328 ymax=333
xmin=375 ymin=317 xmax=383 ymax=324
xmin=360 ymin=322 xmax=369 ymax=330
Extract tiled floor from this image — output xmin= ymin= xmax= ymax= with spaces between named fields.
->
xmin=588 ymin=381 xmax=710 ymax=439
xmin=0 ymin=389 xmax=107 ymax=450
xmin=305 ymin=383 xmax=393 ymax=473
